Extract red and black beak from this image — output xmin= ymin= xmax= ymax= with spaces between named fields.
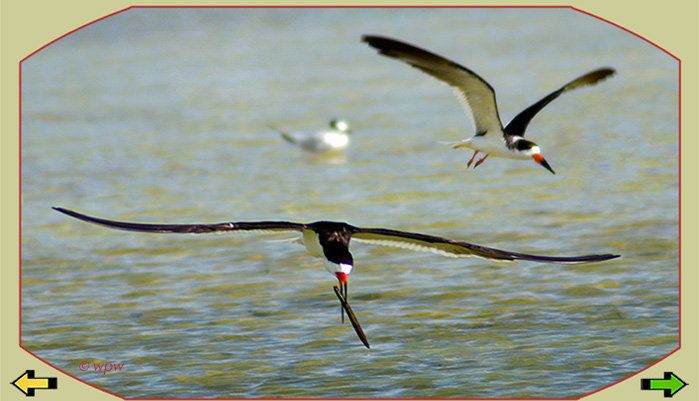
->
xmin=532 ymin=154 xmax=555 ymax=175
xmin=336 ymin=273 xmax=348 ymax=323
xmin=333 ymin=286 xmax=370 ymax=349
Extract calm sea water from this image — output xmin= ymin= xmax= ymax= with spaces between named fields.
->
xmin=21 ymin=7 xmax=678 ymax=399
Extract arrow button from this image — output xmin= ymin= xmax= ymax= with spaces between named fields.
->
xmin=641 ymin=372 xmax=688 ymax=398
xmin=11 ymin=370 xmax=58 ymax=397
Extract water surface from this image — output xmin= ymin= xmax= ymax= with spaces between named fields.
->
xmin=21 ymin=7 xmax=678 ymax=399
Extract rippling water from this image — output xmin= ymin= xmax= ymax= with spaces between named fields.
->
xmin=21 ymin=7 xmax=678 ymax=399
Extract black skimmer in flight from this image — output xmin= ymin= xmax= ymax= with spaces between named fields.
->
xmin=362 ymin=35 xmax=616 ymax=174
xmin=270 ymin=119 xmax=351 ymax=154
xmin=53 ymin=207 xmax=619 ymax=348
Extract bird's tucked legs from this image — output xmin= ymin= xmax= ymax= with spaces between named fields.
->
xmin=474 ymin=154 xmax=489 ymax=168
xmin=466 ymin=151 xmax=479 ymax=167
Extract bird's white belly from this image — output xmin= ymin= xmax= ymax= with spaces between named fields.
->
xmin=300 ymin=230 xmax=353 ymax=277
xmin=321 ymin=132 xmax=349 ymax=149
xmin=460 ymin=135 xmax=529 ymax=160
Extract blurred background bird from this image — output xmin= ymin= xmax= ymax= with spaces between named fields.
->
xmin=272 ymin=119 xmax=352 ymax=154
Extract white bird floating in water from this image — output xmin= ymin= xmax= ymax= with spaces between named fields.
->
xmin=271 ymin=119 xmax=351 ymax=154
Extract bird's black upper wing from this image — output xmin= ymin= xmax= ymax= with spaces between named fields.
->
xmin=54 ymin=207 xmax=620 ymax=264
xmin=504 ymin=68 xmax=616 ymax=138
xmin=363 ymin=35 xmax=503 ymax=137
xmin=351 ymin=226 xmax=619 ymax=264
xmin=53 ymin=207 xmax=306 ymax=234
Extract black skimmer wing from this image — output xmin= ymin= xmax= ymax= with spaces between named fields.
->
xmin=363 ymin=34 xmax=503 ymax=137
xmin=54 ymin=207 xmax=620 ymax=265
xmin=504 ymin=68 xmax=616 ymax=138
xmin=350 ymin=227 xmax=619 ymax=264
xmin=52 ymin=207 xmax=306 ymax=234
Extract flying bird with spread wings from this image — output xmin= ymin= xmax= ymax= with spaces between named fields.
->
xmin=363 ymin=35 xmax=615 ymax=174
xmin=54 ymin=207 xmax=620 ymax=348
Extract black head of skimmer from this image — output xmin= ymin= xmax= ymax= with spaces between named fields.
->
xmin=54 ymin=207 xmax=619 ymax=348
xmin=362 ymin=35 xmax=616 ymax=174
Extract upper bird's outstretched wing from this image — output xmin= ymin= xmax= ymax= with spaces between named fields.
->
xmin=52 ymin=207 xmax=306 ymax=234
xmin=504 ymin=68 xmax=616 ymax=138
xmin=363 ymin=35 xmax=616 ymax=141
xmin=363 ymin=35 xmax=503 ymax=137
xmin=351 ymin=226 xmax=620 ymax=264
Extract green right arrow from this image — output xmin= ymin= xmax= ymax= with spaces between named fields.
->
xmin=641 ymin=372 xmax=688 ymax=397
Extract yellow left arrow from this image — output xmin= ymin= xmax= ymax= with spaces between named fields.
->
xmin=12 ymin=370 xmax=58 ymax=396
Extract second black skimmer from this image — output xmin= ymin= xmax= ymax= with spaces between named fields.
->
xmin=53 ymin=207 xmax=620 ymax=348
xmin=362 ymin=35 xmax=616 ymax=174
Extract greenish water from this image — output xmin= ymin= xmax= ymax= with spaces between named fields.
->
xmin=21 ymin=7 xmax=678 ymax=399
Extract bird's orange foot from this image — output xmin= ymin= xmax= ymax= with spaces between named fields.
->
xmin=474 ymin=154 xmax=489 ymax=168
xmin=466 ymin=151 xmax=479 ymax=168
